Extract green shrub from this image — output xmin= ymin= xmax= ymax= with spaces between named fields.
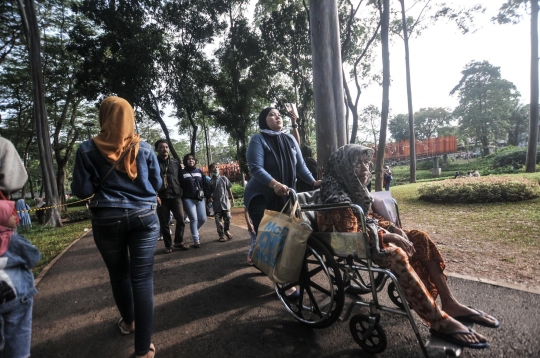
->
xmin=417 ymin=159 xmax=437 ymax=170
xmin=418 ymin=176 xmax=540 ymax=203
xmin=231 ymin=183 xmax=244 ymax=200
xmin=492 ymin=147 xmax=540 ymax=168
xmin=64 ymin=209 xmax=92 ymax=222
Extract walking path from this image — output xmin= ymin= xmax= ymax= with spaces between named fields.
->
xmin=31 ymin=220 xmax=540 ymax=357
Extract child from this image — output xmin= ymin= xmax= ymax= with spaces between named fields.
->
xmin=208 ymin=164 xmax=235 ymax=242
xmin=0 ymin=200 xmax=41 ymax=358
xmin=244 ymin=207 xmax=256 ymax=266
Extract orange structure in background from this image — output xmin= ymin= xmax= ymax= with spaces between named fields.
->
xmin=199 ymin=137 xmax=457 ymax=181
xmin=374 ymin=136 xmax=457 ymax=162
xmin=200 ymin=162 xmax=244 ymax=182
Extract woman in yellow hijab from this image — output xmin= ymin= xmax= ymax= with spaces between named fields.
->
xmin=72 ymin=96 xmax=161 ymax=358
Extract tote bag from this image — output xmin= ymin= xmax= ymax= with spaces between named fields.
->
xmin=251 ymin=199 xmax=312 ymax=283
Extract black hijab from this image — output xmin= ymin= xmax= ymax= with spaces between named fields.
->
xmin=258 ymin=107 xmax=297 ymax=204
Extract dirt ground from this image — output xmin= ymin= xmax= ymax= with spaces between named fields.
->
xmin=229 ymin=207 xmax=539 ymax=290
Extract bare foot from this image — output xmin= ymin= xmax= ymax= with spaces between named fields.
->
xmin=443 ymin=303 xmax=499 ymax=328
xmin=436 ymin=318 xmax=487 ymax=344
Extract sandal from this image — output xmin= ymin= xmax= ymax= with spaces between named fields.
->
xmin=454 ymin=306 xmax=500 ymax=329
xmin=173 ymin=243 xmax=190 ymax=251
xmin=192 ymin=242 xmax=201 ymax=248
xmin=135 ymin=343 xmax=155 ymax=358
xmin=117 ymin=317 xmax=135 ymax=335
xmin=164 ymin=247 xmax=173 ymax=254
xmin=429 ymin=328 xmax=489 ymax=349
xmin=225 ymin=231 xmax=233 ymax=240
xmin=219 ymin=236 xmax=228 ymax=242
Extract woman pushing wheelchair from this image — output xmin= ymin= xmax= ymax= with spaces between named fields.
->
xmin=317 ymin=144 xmax=499 ymax=349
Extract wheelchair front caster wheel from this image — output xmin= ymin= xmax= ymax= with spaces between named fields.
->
xmin=388 ymin=281 xmax=405 ymax=309
xmin=349 ymin=314 xmax=387 ymax=353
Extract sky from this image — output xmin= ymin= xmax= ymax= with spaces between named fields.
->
xmin=362 ymin=0 xmax=533 ymax=115
xmin=164 ymin=0 xmax=533 ymax=138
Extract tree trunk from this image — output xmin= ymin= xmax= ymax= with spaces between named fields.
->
xmin=526 ymin=0 xmax=539 ymax=172
xmin=343 ymin=69 xmax=359 ymax=144
xmin=309 ymin=0 xmax=346 ymax=169
xmin=187 ymin=110 xmax=198 ymax=155
xmin=21 ymin=0 xmax=62 ymax=226
xmin=203 ymin=117 xmax=212 ymax=166
xmin=376 ymin=0 xmax=390 ymax=192
xmin=236 ymin=139 xmax=246 ymax=187
xmin=400 ymin=0 xmax=417 ymax=183
xmin=481 ymin=135 xmax=490 ymax=156
xmin=145 ymin=93 xmax=180 ymax=160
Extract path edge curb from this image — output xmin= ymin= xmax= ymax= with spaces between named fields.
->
xmin=34 ymin=229 xmax=92 ymax=287
xmin=445 ymin=271 xmax=540 ymax=295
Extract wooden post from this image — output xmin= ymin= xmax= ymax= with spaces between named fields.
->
xmin=309 ymin=0 xmax=346 ymax=169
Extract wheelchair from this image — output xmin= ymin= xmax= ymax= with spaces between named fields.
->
xmin=273 ymin=190 xmax=461 ymax=358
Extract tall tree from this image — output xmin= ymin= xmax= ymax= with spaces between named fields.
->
xmin=494 ymin=0 xmax=539 ymax=171
xmin=357 ymin=104 xmax=381 ymax=146
xmin=0 ymin=0 xmax=22 ymax=65
xmin=388 ymin=113 xmax=410 ymax=142
xmin=451 ymin=61 xmax=520 ymax=156
xmin=70 ymin=0 xmax=180 ymax=157
xmin=310 ymin=0 xmax=347 ymax=168
xmin=19 ymin=0 xmax=62 ymax=225
xmin=160 ymin=0 xmax=230 ymax=155
xmin=255 ymin=1 xmax=315 ymax=145
xmin=507 ymin=104 xmax=530 ymax=146
xmin=339 ymin=0 xmax=381 ymax=145
xmin=213 ymin=15 xmax=265 ymax=180
xmin=374 ymin=0 xmax=390 ymax=191
xmin=398 ymin=0 xmax=417 ymax=183
xmin=413 ymin=107 xmax=451 ymax=140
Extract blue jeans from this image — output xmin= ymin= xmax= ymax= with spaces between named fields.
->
xmin=0 ymin=297 xmax=33 ymax=358
xmin=182 ymin=198 xmax=207 ymax=243
xmin=91 ymin=207 xmax=158 ymax=356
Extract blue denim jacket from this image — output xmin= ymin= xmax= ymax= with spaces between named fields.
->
xmin=0 ymin=234 xmax=41 ymax=314
xmin=71 ymin=140 xmax=162 ymax=209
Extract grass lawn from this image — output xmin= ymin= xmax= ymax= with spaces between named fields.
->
xmin=389 ymin=173 xmax=540 ymax=248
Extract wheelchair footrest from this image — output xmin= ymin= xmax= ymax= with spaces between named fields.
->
xmin=425 ymin=336 xmax=463 ymax=358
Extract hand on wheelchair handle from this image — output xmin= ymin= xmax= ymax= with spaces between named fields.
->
xmin=384 ymin=233 xmax=415 ymax=257
xmin=274 ymin=183 xmax=289 ymax=196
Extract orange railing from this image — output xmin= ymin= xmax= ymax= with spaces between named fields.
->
xmin=374 ymin=136 xmax=457 ymax=162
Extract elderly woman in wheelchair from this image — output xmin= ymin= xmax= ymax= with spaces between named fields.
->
xmin=315 ymin=144 xmax=499 ymax=349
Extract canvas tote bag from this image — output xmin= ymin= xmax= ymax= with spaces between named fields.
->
xmin=251 ymin=199 xmax=312 ymax=283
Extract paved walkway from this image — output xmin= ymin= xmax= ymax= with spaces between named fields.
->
xmin=31 ymin=220 xmax=540 ymax=358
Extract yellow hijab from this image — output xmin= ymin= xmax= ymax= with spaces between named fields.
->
xmin=93 ymin=97 xmax=141 ymax=180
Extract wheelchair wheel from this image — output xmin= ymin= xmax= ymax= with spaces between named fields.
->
xmin=344 ymin=261 xmax=385 ymax=295
xmin=387 ymin=281 xmax=407 ymax=309
xmin=349 ymin=314 xmax=387 ymax=354
xmin=276 ymin=236 xmax=345 ymax=328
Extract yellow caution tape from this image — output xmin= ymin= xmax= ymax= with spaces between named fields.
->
xmin=15 ymin=196 xmax=94 ymax=213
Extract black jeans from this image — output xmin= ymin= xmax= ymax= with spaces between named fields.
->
xmin=157 ymin=196 xmax=185 ymax=248
xmin=248 ymin=195 xmax=283 ymax=235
